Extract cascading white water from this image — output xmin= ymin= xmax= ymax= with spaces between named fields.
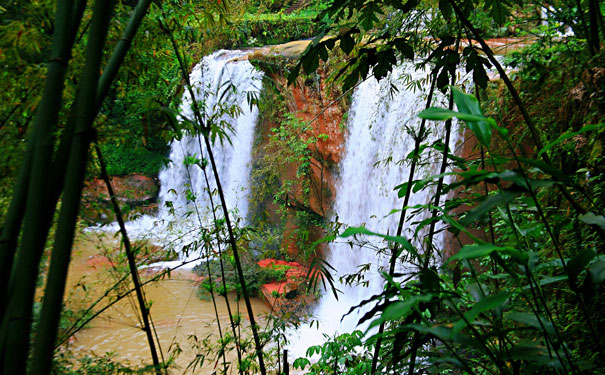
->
xmin=107 ymin=50 xmax=263 ymax=267
xmin=158 ymin=50 xmax=262 ymax=224
xmin=290 ymin=63 xmax=463 ymax=354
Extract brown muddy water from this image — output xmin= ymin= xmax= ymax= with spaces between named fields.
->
xmin=61 ymin=232 xmax=271 ymax=374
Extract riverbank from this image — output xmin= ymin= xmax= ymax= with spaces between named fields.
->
xmin=60 ymin=232 xmax=271 ymax=373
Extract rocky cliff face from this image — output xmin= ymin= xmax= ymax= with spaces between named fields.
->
xmin=248 ymin=53 xmax=349 ymax=262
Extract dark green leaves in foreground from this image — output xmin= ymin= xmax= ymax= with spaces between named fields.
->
xmin=447 ymin=243 xmax=528 ymax=264
xmin=419 ymin=87 xmax=508 ymax=148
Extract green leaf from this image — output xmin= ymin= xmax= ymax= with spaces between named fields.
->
xmin=472 ymin=63 xmax=489 ymax=89
xmin=497 ymin=170 xmax=554 ymax=191
xmin=437 ymin=68 xmax=449 ymax=91
xmin=567 ymin=248 xmax=596 ymax=281
xmin=438 ymin=0 xmax=452 ymax=19
xmin=293 ymin=357 xmax=310 ymax=370
xmin=418 ymin=107 xmax=486 ymax=123
xmin=340 ymin=33 xmax=354 ymax=54
xmin=360 ymin=2 xmax=382 ymax=30
xmin=506 ymin=343 xmax=563 ymax=368
xmin=392 ymin=38 xmax=414 ymax=60
xmin=579 ymin=212 xmax=605 ymax=229
xmin=368 ymin=295 xmax=432 ymax=329
xmin=451 ymin=87 xmax=493 ymax=148
xmin=589 ymin=260 xmax=605 ymax=285
xmin=507 ymin=312 xmax=555 ymax=335
xmin=302 ymin=47 xmax=320 ymax=74
xmin=518 ymin=157 xmax=571 ymax=183
xmin=536 ymin=275 xmax=568 ymax=286
xmin=447 ymin=244 xmax=526 ymax=264
xmin=453 ymin=292 xmax=512 ymax=333
xmin=340 ymin=226 xmax=419 ymax=259
xmin=394 ymin=181 xmax=410 ymax=198
xmin=486 ymin=0 xmax=510 ymax=24
xmin=392 ymin=0 xmax=419 ymax=13
xmin=412 ymin=171 xmax=452 ymax=193
xmin=434 ymin=357 xmax=465 ymax=369
xmin=459 ymin=191 xmax=519 ymax=226
xmin=318 ymin=44 xmax=328 ymax=62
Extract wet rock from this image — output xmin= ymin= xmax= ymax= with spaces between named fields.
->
xmin=283 ymin=282 xmax=298 ymax=299
xmin=81 ymin=174 xmax=159 ymax=224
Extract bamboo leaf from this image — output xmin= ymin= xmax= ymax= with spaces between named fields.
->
xmin=536 ymin=275 xmax=568 ymax=286
xmin=589 ymin=260 xmax=605 ymax=285
xmin=340 ymin=32 xmax=355 ymax=54
xmin=368 ymin=295 xmax=432 ymax=329
xmin=507 ymin=312 xmax=555 ymax=335
xmin=459 ymin=191 xmax=519 ymax=226
xmin=453 ymin=292 xmax=512 ymax=333
xmin=447 ymin=244 xmax=526 ymax=264
xmin=340 ymin=226 xmax=418 ymax=258
xmin=451 ymin=87 xmax=494 ymax=148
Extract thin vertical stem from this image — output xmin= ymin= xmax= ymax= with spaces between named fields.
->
xmin=162 ymin=17 xmax=266 ymax=373
xmin=370 ymin=70 xmax=438 ymax=374
xmin=426 ymin=31 xmax=460 ymax=267
xmin=203 ymin=136 xmax=267 ymax=375
xmin=94 ymin=144 xmax=164 ymax=374
xmin=179 ymin=145 xmax=229 ymax=374
xmin=199 ymin=149 xmax=244 ymax=373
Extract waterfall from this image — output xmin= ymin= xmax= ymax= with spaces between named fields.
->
xmin=109 ymin=50 xmax=263 ymax=267
xmin=290 ymin=63 xmax=463 ymax=355
xmin=158 ymin=50 xmax=262 ymax=224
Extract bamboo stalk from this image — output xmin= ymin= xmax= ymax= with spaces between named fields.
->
xmin=425 ymin=65 xmax=457 ymax=268
xmin=50 ymin=0 xmax=152 ymax=212
xmin=202 ymin=134 xmax=267 ymax=375
xmin=0 ymin=0 xmax=77 ymax=371
xmin=28 ymin=7 xmax=155 ymax=367
xmin=0 ymin=0 xmax=84 ymax=319
xmin=29 ymin=0 xmax=117 ymax=372
xmin=0 ymin=0 xmax=85 ymax=327
xmin=179 ymin=145 xmax=230 ymax=373
xmin=198 ymin=148 xmax=244 ymax=373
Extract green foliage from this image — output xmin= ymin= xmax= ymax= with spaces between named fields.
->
xmin=293 ymin=331 xmax=373 ymax=374
xmin=248 ymin=67 xmax=337 ymax=261
xmin=99 ymin=142 xmax=168 ymax=176
xmin=2 ymin=0 xmax=603 ymax=372
xmin=53 ymin=352 xmax=160 ymax=374
xmin=196 ymin=249 xmax=287 ymax=298
xmin=201 ymin=12 xmax=330 ymax=49
xmin=296 ymin=80 xmax=605 ymax=373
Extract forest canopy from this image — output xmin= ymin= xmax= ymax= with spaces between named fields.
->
xmin=0 ymin=0 xmax=604 ymax=374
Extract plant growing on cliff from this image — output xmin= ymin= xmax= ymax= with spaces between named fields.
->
xmin=250 ymin=79 xmax=333 ymax=261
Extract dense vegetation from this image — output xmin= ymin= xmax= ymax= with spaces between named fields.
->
xmin=0 ymin=0 xmax=603 ymax=374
